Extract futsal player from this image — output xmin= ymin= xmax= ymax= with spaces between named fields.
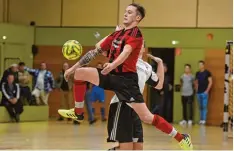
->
xmin=61 ymin=3 xmax=193 ymax=150
xmin=107 ymin=41 xmax=191 ymax=150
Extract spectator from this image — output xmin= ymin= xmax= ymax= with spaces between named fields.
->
xmin=18 ymin=62 xmax=32 ymax=105
xmin=179 ymin=64 xmax=195 ymax=126
xmin=90 ymin=63 xmax=106 ymax=121
xmin=25 ymin=62 xmax=55 ymax=105
xmin=56 ymin=62 xmax=73 ymax=121
xmin=1 ymin=74 xmax=23 ymax=122
xmin=160 ymin=63 xmax=173 ymax=122
xmin=195 ymin=60 xmax=212 ymax=125
xmin=85 ymin=82 xmax=97 ymax=124
xmin=0 ymin=64 xmax=19 ymax=90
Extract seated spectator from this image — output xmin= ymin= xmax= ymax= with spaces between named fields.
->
xmin=18 ymin=62 xmax=32 ymax=105
xmin=0 ymin=64 xmax=19 ymax=91
xmin=1 ymin=74 xmax=23 ymax=122
xmin=25 ymin=62 xmax=55 ymax=105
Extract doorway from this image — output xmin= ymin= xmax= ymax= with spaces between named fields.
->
xmin=148 ymin=48 xmax=175 ymax=122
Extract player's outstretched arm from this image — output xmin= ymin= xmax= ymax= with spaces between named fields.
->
xmin=71 ymin=47 xmax=103 ymax=70
xmin=66 ymin=25 xmax=123 ymax=77
xmin=147 ymin=54 xmax=164 ymax=90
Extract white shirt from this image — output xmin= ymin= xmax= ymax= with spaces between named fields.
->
xmin=110 ymin=59 xmax=158 ymax=105
xmin=36 ymin=70 xmax=46 ymax=90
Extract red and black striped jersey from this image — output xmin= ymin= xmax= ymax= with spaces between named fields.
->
xmin=100 ymin=26 xmax=143 ymax=73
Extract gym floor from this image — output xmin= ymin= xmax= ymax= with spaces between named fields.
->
xmin=0 ymin=121 xmax=232 ymax=150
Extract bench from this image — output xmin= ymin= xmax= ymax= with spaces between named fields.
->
xmin=0 ymin=106 xmax=49 ymax=122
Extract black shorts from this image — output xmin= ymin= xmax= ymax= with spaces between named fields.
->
xmin=107 ymin=102 xmax=143 ymax=143
xmin=97 ymin=69 xmax=144 ymax=103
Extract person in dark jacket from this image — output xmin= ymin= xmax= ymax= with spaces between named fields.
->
xmin=1 ymin=74 xmax=23 ymax=122
xmin=160 ymin=63 xmax=173 ymax=122
xmin=56 ymin=62 xmax=73 ymax=121
xmin=0 ymin=64 xmax=19 ymax=91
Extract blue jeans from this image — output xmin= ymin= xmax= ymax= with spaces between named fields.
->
xmin=197 ymin=93 xmax=209 ymax=121
xmin=85 ymin=91 xmax=94 ymax=122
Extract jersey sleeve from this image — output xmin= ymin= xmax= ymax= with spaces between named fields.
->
xmin=126 ymin=28 xmax=143 ymax=50
xmin=126 ymin=36 xmax=143 ymax=50
xmin=146 ymin=71 xmax=159 ymax=87
xmin=207 ymin=70 xmax=212 ymax=77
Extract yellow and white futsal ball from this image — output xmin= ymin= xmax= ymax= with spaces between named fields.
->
xmin=62 ymin=40 xmax=83 ymax=60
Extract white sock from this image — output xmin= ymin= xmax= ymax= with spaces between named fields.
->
xmin=169 ymin=127 xmax=178 ymax=137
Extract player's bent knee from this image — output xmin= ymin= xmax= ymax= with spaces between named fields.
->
xmin=74 ymin=68 xmax=85 ymax=80
xmin=74 ymin=67 xmax=100 ymax=86
xmin=137 ymin=114 xmax=154 ymax=124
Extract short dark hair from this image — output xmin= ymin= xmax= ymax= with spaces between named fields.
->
xmin=18 ymin=62 xmax=25 ymax=66
xmin=129 ymin=3 xmax=145 ymax=20
xmin=198 ymin=60 xmax=205 ymax=64
xmin=185 ymin=64 xmax=191 ymax=68
xmin=8 ymin=73 xmax=14 ymax=77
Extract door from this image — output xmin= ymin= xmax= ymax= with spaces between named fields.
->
xmin=148 ymin=48 xmax=175 ymax=122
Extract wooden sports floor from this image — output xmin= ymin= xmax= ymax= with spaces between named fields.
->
xmin=0 ymin=120 xmax=232 ymax=150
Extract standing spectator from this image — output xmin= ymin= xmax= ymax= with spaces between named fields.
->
xmin=1 ymin=74 xmax=23 ymax=122
xmin=25 ymin=62 xmax=55 ymax=105
xmin=0 ymin=64 xmax=19 ymax=90
xmin=160 ymin=63 xmax=173 ymax=122
xmin=85 ymin=82 xmax=97 ymax=124
xmin=195 ymin=60 xmax=212 ymax=125
xmin=90 ymin=63 xmax=106 ymax=121
xmin=56 ymin=62 xmax=73 ymax=121
xmin=18 ymin=62 xmax=32 ymax=105
xmin=179 ymin=64 xmax=195 ymax=126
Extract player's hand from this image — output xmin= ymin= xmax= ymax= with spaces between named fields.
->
xmin=101 ymin=63 xmax=114 ymax=75
xmin=64 ymin=68 xmax=75 ymax=82
xmin=147 ymin=54 xmax=162 ymax=63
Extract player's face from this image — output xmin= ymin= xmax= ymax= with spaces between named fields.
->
xmin=123 ymin=6 xmax=141 ymax=25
